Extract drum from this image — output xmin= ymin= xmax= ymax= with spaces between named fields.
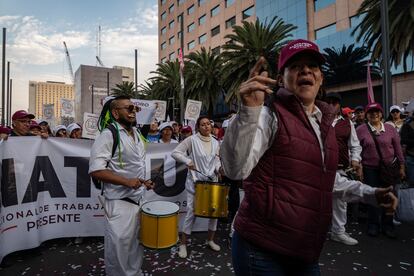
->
xmin=194 ymin=181 xmax=229 ymax=218
xmin=140 ymin=201 xmax=179 ymax=249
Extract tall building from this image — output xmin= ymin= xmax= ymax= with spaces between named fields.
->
xmin=113 ymin=66 xmax=135 ymax=82
xmin=28 ymin=81 xmax=74 ymax=122
xmin=256 ymin=0 xmax=413 ymax=107
xmin=74 ymin=65 xmax=123 ymax=123
xmin=158 ymin=0 xmax=256 ymax=62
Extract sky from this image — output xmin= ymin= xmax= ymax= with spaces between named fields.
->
xmin=0 ymin=0 xmax=159 ymax=112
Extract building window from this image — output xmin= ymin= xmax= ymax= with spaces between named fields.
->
xmin=161 ymin=42 xmax=167 ymax=50
xmin=242 ymin=6 xmax=254 ymax=19
xmin=225 ymin=0 xmax=235 ymax=8
xmin=198 ymin=0 xmax=205 ymax=6
xmin=161 ymin=11 xmax=167 ymax=21
xmin=169 ymin=52 xmax=176 ymax=60
xmin=211 ymin=5 xmax=220 ymax=17
xmin=169 ymin=20 xmax=175 ymax=29
xmin=315 ymin=23 xmax=336 ymax=39
xmin=225 ymin=16 xmax=236 ymax=29
xmin=178 ymin=31 xmax=182 ymax=39
xmin=199 ymin=14 xmax=206 ymax=25
xmin=178 ymin=0 xmax=185 ymax=6
xmin=212 ymin=46 xmax=220 ymax=56
xmin=187 ymin=22 xmax=195 ymax=32
xmin=161 ymin=27 xmax=167 ymax=35
xmin=169 ymin=36 xmax=175 ymax=45
xmin=211 ymin=25 xmax=220 ymax=37
xmin=160 ymin=0 xmax=166 ymax=5
xmin=187 ymin=4 xmax=195 ymax=15
xmin=161 ymin=57 xmax=167 ymax=63
xmin=188 ymin=40 xmax=196 ymax=50
xmin=199 ymin=33 xmax=207 ymax=44
xmin=314 ymin=0 xmax=335 ymax=12
xmin=169 ymin=4 xmax=174 ymax=13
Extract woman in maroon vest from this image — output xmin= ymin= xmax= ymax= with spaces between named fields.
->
xmin=221 ymin=39 xmax=398 ymax=275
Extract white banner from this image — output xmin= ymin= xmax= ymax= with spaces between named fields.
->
xmin=131 ymin=99 xmax=156 ymax=124
xmin=0 ymin=139 xmax=208 ymax=263
xmin=185 ymin=99 xmax=202 ymax=121
xmin=153 ymin=100 xmax=167 ymax=122
xmin=82 ymin=113 xmax=99 ymax=140
xmin=60 ymin=98 xmax=75 ymax=118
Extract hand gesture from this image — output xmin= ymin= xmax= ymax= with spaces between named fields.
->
xmin=375 ymin=186 xmax=398 ymax=215
xmin=142 ymin=179 xmax=154 ymax=190
xmin=239 ymin=57 xmax=277 ymax=107
xmin=187 ymin=162 xmax=196 ymax=171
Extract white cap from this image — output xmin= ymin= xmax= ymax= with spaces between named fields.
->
xmin=159 ymin=122 xmax=173 ymax=132
xmin=67 ymin=123 xmax=81 ymax=135
xmin=389 ymin=105 xmax=403 ymax=113
xmin=53 ymin=125 xmax=67 ymax=136
xmin=36 ymin=119 xmax=48 ymax=125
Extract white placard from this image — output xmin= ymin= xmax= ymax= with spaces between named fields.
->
xmin=42 ymin=104 xmax=55 ymax=122
xmin=60 ymin=99 xmax=75 ymax=118
xmin=82 ymin=112 xmax=99 ymax=139
xmin=131 ymin=99 xmax=156 ymax=124
xmin=184 ymin=99 xmax=202 ymax=121
xmin=153 ymin=100 xmax=167 ymax=122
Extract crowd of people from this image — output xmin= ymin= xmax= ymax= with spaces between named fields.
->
xmin=1 ymin=39 xmax=414 ymax=276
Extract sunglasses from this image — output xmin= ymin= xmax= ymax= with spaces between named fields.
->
xmin=390 ymin=110 xmax=400 ymax=113
xmin=116 ymin=105 xmax=140 ymax=113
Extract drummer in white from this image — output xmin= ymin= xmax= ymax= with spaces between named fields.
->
xmin=172 ymin=116 xmax=222 ymax=258
xmin=89 ymin=96 xmax=153 ymax=276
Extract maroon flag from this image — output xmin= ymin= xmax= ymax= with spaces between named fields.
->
xmin=367 ymin=62 xmax=375 ymax=104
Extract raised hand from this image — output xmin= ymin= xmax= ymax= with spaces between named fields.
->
xmin=375 ymin=186 xmax=398 ymax=215
xmin=239 ymin=57 xmax=277 ymax=107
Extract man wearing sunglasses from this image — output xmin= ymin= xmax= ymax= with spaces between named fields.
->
xmin=89 ymin=96 xmax=152 ymax=276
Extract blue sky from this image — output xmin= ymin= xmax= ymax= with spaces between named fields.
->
xmin=0 ymin=0 xmax=159 ymax=111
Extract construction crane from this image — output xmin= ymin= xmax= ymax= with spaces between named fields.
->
xmin=96 ymin=55 xmax=105 ymax=67
xmin=63 ymin=41 xmax=75 ymax=83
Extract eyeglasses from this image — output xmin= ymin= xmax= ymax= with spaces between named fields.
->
xmin=390 ymin=110 xmax=400 ymax=113
xmin=116 ymin=105 xmax=140 ymax=113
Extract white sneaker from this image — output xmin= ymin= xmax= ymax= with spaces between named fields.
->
xmin=178 ymin=245 xmax=187 ymax=258
xmin=393 ymin=218 xmax=402 ymax=226
xmin=207 ymin=240 xmax=221 ymax=251
xmin=330 ymin=232 xmax=358 ymax=246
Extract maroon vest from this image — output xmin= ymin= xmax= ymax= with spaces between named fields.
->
xmin=334 ymin=118 xmax=351 ymax=168
xmin=234 ymin=89 xmax=338 ymax=263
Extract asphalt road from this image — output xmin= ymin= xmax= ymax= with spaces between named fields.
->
xmin=1 ymin=220 xmax=413 ymax=275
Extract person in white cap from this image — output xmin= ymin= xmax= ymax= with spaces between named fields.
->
xmin=157 ymin=122 xmax=178 ymax=144
xmin=385 ymin=105 xmax=404 ymax=133
xmin=52 ymin=125 xmax=67 ymax=137
xmin=67 ymin=123 xmax=82 ymax=139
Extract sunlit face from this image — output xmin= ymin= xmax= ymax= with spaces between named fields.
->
xmin=198 ymin=118 xmax=212 ymax=137
xmin=161 ymin=127 xmax=173 ymax=141
xmin=280 ymin=54 xmax=323 ymax=106
xmin=150 ymin=121 xmax=159 ymax=131
xmin=390 ymin=109 xmax=401 ymax=120
xmin=172 ymin=123 xmax=179 ymax=134
xmin=56 ymin=129 xmax=67 ymax=138
xmin=70 ymin=128 xmax=82 ymax=139
xmin=112 ymin=99 xmax=138 ymax=127
xmin=30 ymin=127 xmax=42 ymax=136
xmin=366 ymin=109 xmax=382 ymax=124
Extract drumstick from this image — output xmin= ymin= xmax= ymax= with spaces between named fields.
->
xmin=192 ymin=168 xmax=214 ymax=181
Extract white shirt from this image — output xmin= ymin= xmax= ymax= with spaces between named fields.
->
xmin=221 ymin=104 xmax=376 ymax=203
xmin=89 ymin=122 xmax=146 ymax=201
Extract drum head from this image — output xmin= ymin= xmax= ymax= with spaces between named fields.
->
xmin=141 ymin=201 xmax=179 ymax=216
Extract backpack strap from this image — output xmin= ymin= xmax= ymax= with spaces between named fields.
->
xmin=107 ymin=124 xmax=119 ymax=158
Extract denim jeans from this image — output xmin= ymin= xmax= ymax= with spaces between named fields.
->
xmin=232 ymin=231 xmax=321 ymax=276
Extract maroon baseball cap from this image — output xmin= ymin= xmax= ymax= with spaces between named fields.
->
xmin=29 ymin=120 xmax=41 ymax=130
xmin=0 ymin=125 xmax=11 ymax=135
xmin=181 ymin=125 xmax=192 ymax=133
xmin=278 ymin=39 xmax=325 ymax=71
xmin=365 ymin=102 xmax=384 ymax=114
xmin=12 ymin=110 xmax=35 ymax=120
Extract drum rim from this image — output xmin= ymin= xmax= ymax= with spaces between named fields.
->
xmin=140 ymin=200 xmax=180 ymax=216
xmin=194 ymin=181 xmax=228 ymax=186
xmin=140 ymin=238 xmax=179 ymax=250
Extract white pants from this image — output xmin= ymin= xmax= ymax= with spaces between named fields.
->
xmin=182 ymin=192 xmax=218 ymax=235
xmin=104 ymin=199 xmax=144 ymax=276
xmin=331 ymin=196 xmax=347 ymax=235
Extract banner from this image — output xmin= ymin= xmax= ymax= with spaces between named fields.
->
xmin=82 ymin=113 xmax=99 ymax=139
xmin=131 ymin=99 xmax=156 ymax=124
xmin=184 ymin=99 xmax=202 ymax=121
xmin=0 ymin=139 xmax=208 ymax=263
xmin=153 ymin=100 xmax=167 ymax=122
xmin=60 ymin=99 xmax=75 ymax=118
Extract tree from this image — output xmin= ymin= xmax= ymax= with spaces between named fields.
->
xmin=185 ymin=47 xmax=223 ymax=117
xmin=221 ymin=17 xmax=296 ymax=103
xmin=110 ymin=81 xmax=139 ymax=98
xmin=352 ymin=0 xmax=414 ymax=71
xmin=147 ymin=61 xmax=182 ymax=103
xmin=322 ymin=44 xmax=381 ymax=86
